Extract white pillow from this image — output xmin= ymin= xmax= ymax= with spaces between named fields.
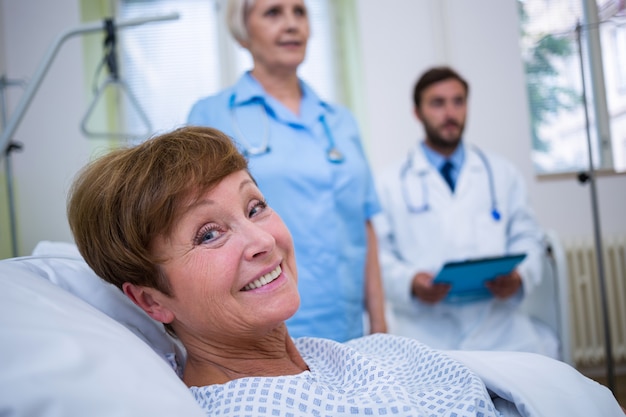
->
xmin=32 ymin=240 xmax=83 ymax=258
xmin=0 ymin=260 xmax=205 ymax=417
xmin=29 ymin=240 xmax=185 ymax=372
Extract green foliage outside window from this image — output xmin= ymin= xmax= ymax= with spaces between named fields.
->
xmin=518 ymin=0 xmax=581 ymax=153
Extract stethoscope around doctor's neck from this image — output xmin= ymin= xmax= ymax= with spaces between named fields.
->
xmin=401 ymin=146 xmax=501 ymax=221
xmin=229 ymin=98 xmax=345 ymax=163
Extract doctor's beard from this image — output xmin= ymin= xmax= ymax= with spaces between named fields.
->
xmin=423 ymin=118 xmax=465 ymax=153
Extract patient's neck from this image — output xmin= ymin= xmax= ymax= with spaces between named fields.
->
xmin=181 ymin=327 xmax=308 ymax=387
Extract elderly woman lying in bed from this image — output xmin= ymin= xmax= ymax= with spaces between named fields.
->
xmin=66 ymin=126 xmax=624 ymax=416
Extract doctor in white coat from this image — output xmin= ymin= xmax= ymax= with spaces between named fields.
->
xmin=373 ymin=66 xmax=558 ymax=357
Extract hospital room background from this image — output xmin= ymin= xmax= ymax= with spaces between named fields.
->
xmin=1 ymin=0 xmax=625 ymax=398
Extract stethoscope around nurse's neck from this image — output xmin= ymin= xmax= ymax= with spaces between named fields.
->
xmin=400 ymin=146 xmax=501 ymax=221
xmin=229 ymin=97 xmax=345 ymax=163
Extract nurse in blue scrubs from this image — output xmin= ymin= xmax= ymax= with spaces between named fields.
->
xmin=187 ymin=0 xmax=387 ymax=341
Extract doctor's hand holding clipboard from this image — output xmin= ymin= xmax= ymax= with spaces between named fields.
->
xmin=411 ymin=272 xmax=451 ymax=304
xmin=485 ymin=269 xmax=523 ymax=299
xmin=413 ymin=253 xmax=527 ymax=304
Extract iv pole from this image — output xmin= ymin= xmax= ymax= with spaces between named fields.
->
xmin=0 ymin=76 xmax=26 ymax=257
xmin=0 ymin=13 xmax=179 ymax=256
xmin=575 ymin=21 xmax=615 ymax=394
xmin=0 ymin=12 xmax=179 ymax=161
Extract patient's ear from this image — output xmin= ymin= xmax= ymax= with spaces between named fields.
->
xmin=123 ymin=283 xmax=174 ymax=324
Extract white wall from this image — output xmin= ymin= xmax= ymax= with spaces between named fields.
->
xmin=0 ymin=0 xmax=93 ymax=256
xmin=0 ymin=0 xmax=624 ymax=257
xmin=356 ymin=0 xmax=626 ymax=242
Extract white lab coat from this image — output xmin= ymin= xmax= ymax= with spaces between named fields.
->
xmin=373 ymin=143 xmax=558 ymax=356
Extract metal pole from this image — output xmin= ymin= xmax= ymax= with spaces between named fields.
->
xmin=0 ymin=13 xmax=179 ymax=159
xmin=0 ymin=76 xmax=25 ymax=257
xmin=581 ymin=0 xmax=613 ymax=169
xmin=575 ymin=22 xmax=615 ymax=394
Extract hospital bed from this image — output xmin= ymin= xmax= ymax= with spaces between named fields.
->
xmin=0 ymin=241 xmax=622 ymax=416
xmin=520 ymin=229 xmax=573 ymax=365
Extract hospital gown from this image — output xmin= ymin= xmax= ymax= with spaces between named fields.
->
xmin=190 ymin=334 xmax=500 ymax=417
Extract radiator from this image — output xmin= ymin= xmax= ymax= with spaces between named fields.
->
xmin=565 ymin=236 xmax=626 ymax=367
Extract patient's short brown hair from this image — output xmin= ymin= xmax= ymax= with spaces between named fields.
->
xmin=67 ymin=126 xmax=248 ymax=295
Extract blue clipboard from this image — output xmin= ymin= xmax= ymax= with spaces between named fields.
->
xmin=433 ymin=253 xmax=527 ymax=303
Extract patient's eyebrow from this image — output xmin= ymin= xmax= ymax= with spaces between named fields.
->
xmin=238 ymin=178 xmax=255 ymax=191
xmin=184 ymin=178 xmax=256 ymax=211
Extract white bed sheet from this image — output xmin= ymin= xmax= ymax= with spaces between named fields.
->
xmin=447 ymin=350 xmax=623 ymax=416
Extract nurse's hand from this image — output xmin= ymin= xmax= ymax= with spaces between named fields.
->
xmin=486 ymin=269 xmax=522 ymax=299
xmin=411 ymin=272 xmax=450 ymax=304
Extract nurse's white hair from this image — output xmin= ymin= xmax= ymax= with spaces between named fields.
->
xmin=226 ymin=0 xmax=310 ymax=45
xmin=226 ymin=0 xmax=255 ymax=45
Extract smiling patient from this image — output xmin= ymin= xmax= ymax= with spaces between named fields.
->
xmin=66 ymin=126 xmax=624 ymax=416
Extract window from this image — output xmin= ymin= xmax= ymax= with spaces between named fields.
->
xmin=519 ymin=0 xmax=626 ymax=174
xmin=116 ymin=0 xmax=339 ymax=141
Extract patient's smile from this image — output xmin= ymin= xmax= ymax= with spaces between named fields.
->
xmin=242 ymin=265 xmax=282 ymax=291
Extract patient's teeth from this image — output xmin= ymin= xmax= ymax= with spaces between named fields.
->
xmin=242 ymin=265 xmax=282 ymax=291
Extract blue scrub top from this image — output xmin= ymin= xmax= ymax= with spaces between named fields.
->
xmin=188 ymin=73 xmax=381 ymax=341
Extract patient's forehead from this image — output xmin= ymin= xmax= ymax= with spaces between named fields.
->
xmin=166 ymin=170 xmax=256 ymax=227
xmin=184 ymin=170 xmax=254 ymax=203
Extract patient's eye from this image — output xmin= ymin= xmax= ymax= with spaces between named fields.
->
xmin=249 ymin=199 xmax=268 ymax=218
xmin=195 ymin=224 xmax=223 ymax=245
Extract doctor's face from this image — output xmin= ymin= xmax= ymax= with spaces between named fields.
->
xmin=415 ymin=78 xmax=468 ymax=155
xmin=149 ymin=170 xmax=300 ymax=342
xmin=244 ymin=0 xmax=310 ymax=75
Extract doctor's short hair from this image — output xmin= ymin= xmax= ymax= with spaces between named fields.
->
xmin=413 ymin=66 xmax=470 ymax=109
xmin=67 ymin=126 xmax=249 ymax=296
